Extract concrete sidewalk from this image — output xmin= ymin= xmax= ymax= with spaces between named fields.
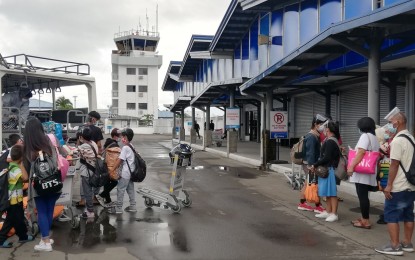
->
xmin=174 ymin=136 xmax=386 ymax=204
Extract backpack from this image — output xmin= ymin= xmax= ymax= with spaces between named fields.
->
xmin=83 ymin=143 xmax=109 ymax=188
xmin=126 ymin=144 xmax=146 ymax=183
xmin=0 ymin=151 xmax=10 ymax=212
xmin=290 ymin=136 xmax=305 ymax=165
xmin=397 ymin=134 xmax=415 ymax=185
xmin=31 ymin=150 xmax=63 ymax=196
xmin=328 ymin=137 xmax=348 ymax=180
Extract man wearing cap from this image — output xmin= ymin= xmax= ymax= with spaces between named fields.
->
xmin=2 ymin=89 xmax=33 ymax=127
xmin=375 ymin=109 xmax=415 ymax=256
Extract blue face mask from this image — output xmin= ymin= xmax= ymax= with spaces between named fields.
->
xmin=386 ymin=123 xmax=397 ymax=134
xmin=384 ymin=133 xmax=390 ymax=141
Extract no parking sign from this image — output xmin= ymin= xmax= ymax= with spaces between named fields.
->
xmin=270 ymin=111 xmax=288 ymax=139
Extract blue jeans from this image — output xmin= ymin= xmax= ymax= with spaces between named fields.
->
xmin=34 ymin=193 xmax=60 ymax=238
xmin=384 ymin=190 xmax=415 ymax=223
xmin=116 ymin=178 xmax=136 ymax=211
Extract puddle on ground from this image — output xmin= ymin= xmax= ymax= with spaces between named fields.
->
xmin=187 ymin=165 xmax=204 ymax=170
xmin=218 ymin=166 xmax=231 ymax=171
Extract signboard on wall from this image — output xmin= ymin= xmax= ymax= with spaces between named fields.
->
xmin=226 ymin=108 xmax=240 ymax=129
xmin=270 ymin=111 xmax=288 ymax=139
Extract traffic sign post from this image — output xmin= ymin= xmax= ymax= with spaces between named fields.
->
xmin=270 ymin=111 xmax=289 ymax=163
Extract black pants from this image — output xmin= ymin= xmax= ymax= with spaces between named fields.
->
xmin=99 ymin=180 xmax=118 ymax=203
xmin=195 ymin=130 xmax=200 ymax=138
xmin=0 ymin=203 xmax=28 ymax=243
xmin=355 ymin=183 xmax=372 ymax=219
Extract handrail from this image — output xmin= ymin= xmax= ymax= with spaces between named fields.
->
xmin=1 ymin=54 xmax=90 ymax=76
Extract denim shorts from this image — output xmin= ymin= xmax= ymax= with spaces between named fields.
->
xmin=384 ymin=190 xmax=415 ymax=223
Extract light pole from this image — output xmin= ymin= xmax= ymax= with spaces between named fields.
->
xmin=73 ymin=96 xmax=77 ymax=108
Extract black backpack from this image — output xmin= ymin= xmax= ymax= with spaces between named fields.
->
xmin=83 ymin=143 xmax=109 ymax=188
xmin=126 ymin=144 xmax=146 ymax=183
xmin=31 ymin=151 xmax=63 ymax=196
xmin=397 ymin=134 xmax=415 ymax=186
xmin=0 ymin=150 xmax=10 ymax=212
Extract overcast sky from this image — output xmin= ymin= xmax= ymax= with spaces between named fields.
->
xmin=0 ymin=0 xmax=230 ymax=111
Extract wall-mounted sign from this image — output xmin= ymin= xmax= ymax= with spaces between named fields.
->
xmin=226 ymin=108 xmax=240 ymax=129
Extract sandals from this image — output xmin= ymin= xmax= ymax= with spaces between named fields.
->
xmin=352 ymin=220 xmax=371 ymax=229
xmin=0 ymin=241 xmax=13 ymax=248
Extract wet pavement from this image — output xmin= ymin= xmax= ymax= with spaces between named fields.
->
xmin=0 ymin=134 xmax=409 ymax=259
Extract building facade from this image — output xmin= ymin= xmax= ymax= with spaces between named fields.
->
xmin=111 ymin=29 xmax=163 ymax=124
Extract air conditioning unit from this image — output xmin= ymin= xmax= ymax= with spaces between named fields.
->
xmin=138 ymin=92 xmax=143 ymax=97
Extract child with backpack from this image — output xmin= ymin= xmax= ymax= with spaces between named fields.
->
xmin=107 ymin=128 xmax=137 ymax=214
xmin=77 ymin=127 xmax=99 ymax=219
xmin=0 ymin=144 xmax=34 ymax=248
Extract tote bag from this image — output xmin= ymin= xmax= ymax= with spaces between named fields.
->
xmin=347 ymin=134 xmax=380 ymax=174
xmin=305 ymin=183 xmax=319 ymax=204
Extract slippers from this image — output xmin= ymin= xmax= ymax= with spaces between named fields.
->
xmin=0 ymin=241 xmax=13 ymax=248
xmin=352 ymin=220 xmax=371 ymax=229
xmin=19 ymin=235 xmax=35 ymax=243
xmin=75 ymin=201 xmax=85 ymax=208
xmin=350 ymin=218 xmax=362 ymax=225
xmin=337 ymin=197 xmax=344 ymax=202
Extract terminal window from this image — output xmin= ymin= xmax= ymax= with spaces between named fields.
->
xmin=138 ymin=103 xmax=147 ymax=110
xmin=138 ymin=68 xmax=148 ymax=75
xmin=127 ymin=85 xmax=136 ymax=92
xmin=127 ymin=103 xmax=136 ymax=110
xmin=126 ymin=68 xmax=136 ymax=75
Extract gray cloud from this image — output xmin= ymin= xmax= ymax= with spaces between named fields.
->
xmin=0 ymin=0 xmax=230 ymax=109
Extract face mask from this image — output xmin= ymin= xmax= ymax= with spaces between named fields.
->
xmin=386 ymin=123 xmax=397 ymax=134
xmin=22 ymin=98 xmax=28 ymax=102
xmin=384 ymin=133 xmax=390 ymax=141
xmin=318 ymin=125 xmax=325 ymax=133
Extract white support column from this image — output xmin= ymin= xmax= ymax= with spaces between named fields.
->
xmin=86 ymin=82 xmax=97 ymax=111
xmin=52 ymin=88 xmax=56 ymax=110
xmin=260 ymin=101 xmax=265 ymax=162
xmin=368 ymin=39 xmax=381 ymax=124
xmin=0 ymin=72 xmax=5 ymax=138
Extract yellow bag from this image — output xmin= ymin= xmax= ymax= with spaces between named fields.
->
xmin=305 ymin=183 xmax=319 ymax=204
xmin=105 ymin=147 xmax=121 ymax=180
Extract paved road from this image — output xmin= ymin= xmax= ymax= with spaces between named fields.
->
xmin=0 ymin=135 xmax=404 ymax=259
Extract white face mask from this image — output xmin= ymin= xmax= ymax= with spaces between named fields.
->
xmin=318 ymin=125 xmax=325 ymax=133
xmin=22 ymin=98 xmax=29 ymax=102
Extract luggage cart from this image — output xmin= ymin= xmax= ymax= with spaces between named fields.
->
xmin=283 ymin=163 xmax=306 ymax=190
xmin=137 ymin=144 xmax=194 ymax=214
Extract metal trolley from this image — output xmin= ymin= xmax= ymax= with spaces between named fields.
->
xmin=136 ymin=144 xmax=194 ymax=214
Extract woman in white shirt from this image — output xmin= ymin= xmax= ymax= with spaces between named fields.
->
xmin=347 ymin=117 xmax=380 ymax=229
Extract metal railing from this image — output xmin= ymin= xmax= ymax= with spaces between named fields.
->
xmin=1 ymin=54 xmax=90 ymax=76
xmin=114 ymin=29 xmax=160 ymax=39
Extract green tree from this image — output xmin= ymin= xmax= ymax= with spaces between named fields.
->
xmin=140 ymin=114 xmax=154 ymax=126
xmin=56 ymin=96 xmax=73 ymax=110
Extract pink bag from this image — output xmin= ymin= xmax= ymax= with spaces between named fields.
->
xmin=47 ymin=134 xmax=70 ymax=181
xmin=347 ymin=134 xmax=380 ymax=174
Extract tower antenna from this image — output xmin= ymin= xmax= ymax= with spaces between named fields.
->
xmin=156 ymin=4 xmax=159 ymax=34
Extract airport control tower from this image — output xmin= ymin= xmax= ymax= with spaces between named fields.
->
xmin=111 ymin=16 xmax=163 ymax=124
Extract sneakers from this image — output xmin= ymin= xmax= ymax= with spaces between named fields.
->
xmin=313 ymin=205 xmax=325 ymax=213
xmin=124 ymin=206 xmax=137 ymax=213
xmin=80 ymin=211 xmax=95 ymax=219
xmin=107 ymin=207 xmax=123 ymax=214
xmin=375 ymin=244 xmax=404 ymax=256
xmin=325 ymin=213 xmax=339 ymax=222
xmin=34 ymin=241 xmax=52 ymax=252
xmin=401 ymin=242 xmax=414 ymax=252
xmin=95 ymin=195 xmax=106 ymax=207
xmin=315 ymin=211 xmax=329 ymax=219
xmin=297 ymin=203 xmax=314 ymax=211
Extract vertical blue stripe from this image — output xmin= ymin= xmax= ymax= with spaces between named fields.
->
xmin=234 ymin=43 xmax=241 ymax=59
xmin=260 ymin=13 xmax=270 ymax=36
xmin=319 ymin=0 xmax=342 ymax=31
xmin=242 ymin=33 xmax=249 ymax=60
xmin=250 ymin=19 xmax=259 ymax=60
xmin=300 ymin=0 xmax=318 ymax=45
xmin=344 ymin=0 xmax=372 ymax=20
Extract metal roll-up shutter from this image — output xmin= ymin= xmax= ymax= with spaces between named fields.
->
xmin=340 ymin=86 xmax=368 ymax=148
xmin=396 ymin=85 xmax=406 ymax=113
xmin=313 ymin=94 xmax=326 ymax=116
xmin=380 ymin=84 xmax=390 ymax=126
xmin=331 ymin=94 xmax=338 ymax=121
xmin=295 ymin=95 xmax=314 ymax=137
